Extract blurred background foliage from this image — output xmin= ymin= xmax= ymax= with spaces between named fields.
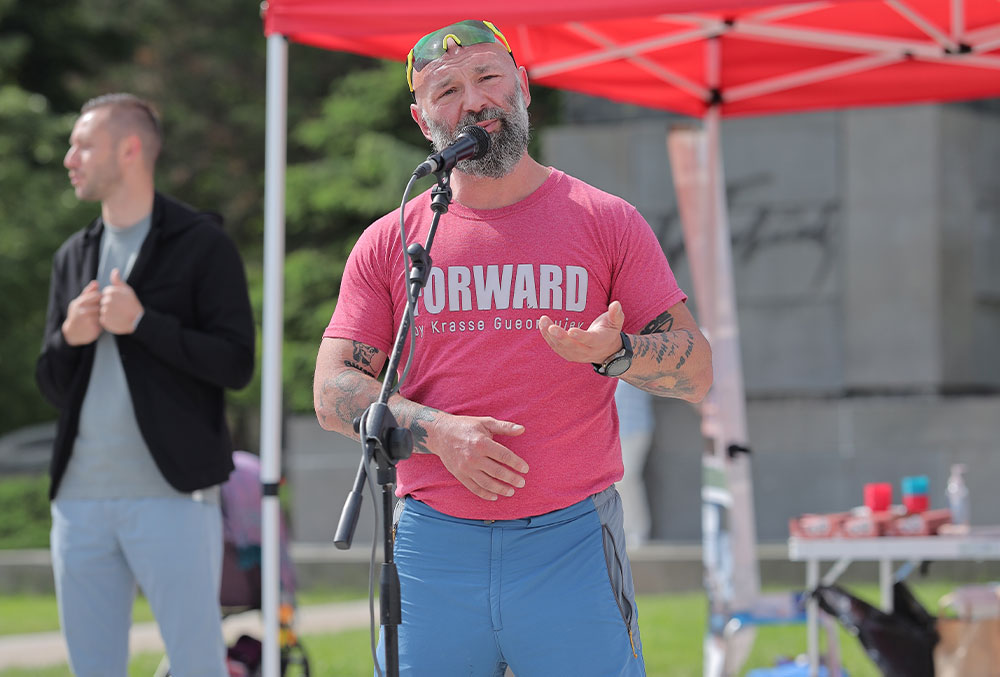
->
xmin=0 ymin=0 xmax=563 ymax=452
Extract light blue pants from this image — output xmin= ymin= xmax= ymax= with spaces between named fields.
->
xmin=378 ymin=485 xmax=646 ymax=676
xmin=51 ymin=497 xmax=227 ymax=677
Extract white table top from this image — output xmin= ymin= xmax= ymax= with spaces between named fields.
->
xmin=788 ymin=527 xmax=1000 ymax=561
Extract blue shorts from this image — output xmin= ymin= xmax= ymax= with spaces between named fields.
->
xmin=377 ymin=485 xmax=646 ymax=676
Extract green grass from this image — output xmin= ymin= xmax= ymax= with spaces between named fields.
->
xmin=0 ymin=594 xmax=155 ymax=636
xmin=0 ymin=587 xmax=362 ymax=637
xmin=0 ymin=583 xmax=957 ymax=676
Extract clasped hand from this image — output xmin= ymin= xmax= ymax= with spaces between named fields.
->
xmin=62 ymin=268 xmax=144 ymax=346
xmin=432 ymin=415 xmax=529 ymax=502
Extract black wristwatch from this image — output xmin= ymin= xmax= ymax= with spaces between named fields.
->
xmin=592 ymin=332 xmax=633 ymax=377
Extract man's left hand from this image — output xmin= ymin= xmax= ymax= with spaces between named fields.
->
xmin=538 ymin=300 xmax=625 ymax=364
xmin=100 ymin=268 xmax=144 ymax=335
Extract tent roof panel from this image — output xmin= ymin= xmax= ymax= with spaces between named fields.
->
xmin=263 ymin=0 xmax=1000 ymax=116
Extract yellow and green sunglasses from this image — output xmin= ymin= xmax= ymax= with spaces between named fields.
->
xmin=406 ymin=20 xmax=515 ymax=96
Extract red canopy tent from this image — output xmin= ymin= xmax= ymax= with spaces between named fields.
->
xmin=256 ymin=2 xmax=1000 ymax=675
xmin=263 ymin=0 xmax=1000 ymax=116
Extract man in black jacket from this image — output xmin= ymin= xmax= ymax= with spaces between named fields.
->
xmin=36 ymin=93 xmax=255 ymax=677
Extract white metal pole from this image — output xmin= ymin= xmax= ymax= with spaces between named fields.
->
xmin=806 ymin=559 xmax=820 ymax=676
xmin=707 ymin=35 xmax=758 ymax=677
xmin=261 ymin=32 xmax=288 ymax=677
xmin=951 ymin=0 xmax=965 ymax=43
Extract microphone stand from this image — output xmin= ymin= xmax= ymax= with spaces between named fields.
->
xmin=333 ymin=168 xmax=455 ymax=677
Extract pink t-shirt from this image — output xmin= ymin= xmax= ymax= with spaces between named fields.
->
xmin=325 ymin=169 xmax=686 ymax=519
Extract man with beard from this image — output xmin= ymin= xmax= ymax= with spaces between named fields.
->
xmin=313 ymin=20 xmax=713 ymax=676
xmin=37 ymin=93 xmax=254 ymax=676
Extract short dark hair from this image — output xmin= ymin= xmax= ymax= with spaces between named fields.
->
xmin=81 ymin=93 xmax=163 ymax=165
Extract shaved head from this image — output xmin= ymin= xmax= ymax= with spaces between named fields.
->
xmin=81 ymin=93 xmax=162 ymax=168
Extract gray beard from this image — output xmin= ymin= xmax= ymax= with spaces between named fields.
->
xmin=426 ymin=90 xmax=531 ymax=179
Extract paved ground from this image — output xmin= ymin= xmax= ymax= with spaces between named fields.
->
xmin=0 ymin=600 xmax=371 ymax=669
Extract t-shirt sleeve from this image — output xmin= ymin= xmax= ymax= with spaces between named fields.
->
xmin=612 ymin=206 xmax=687 ymax=335
xmin=323 ymin=225 xmax=397 ymax=355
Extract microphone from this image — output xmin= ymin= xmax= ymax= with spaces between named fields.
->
xmin=413 ymin=125 xmax=490 ymax=178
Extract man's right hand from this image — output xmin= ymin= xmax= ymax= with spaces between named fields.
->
xmin=61 ymin=280 xmax=102 ymax=346
xmin=431 ymin=415 xmax=529 ymax=502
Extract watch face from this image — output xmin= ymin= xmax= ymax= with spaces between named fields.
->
xmin=604 ymin=356 xmax=631 ymax=377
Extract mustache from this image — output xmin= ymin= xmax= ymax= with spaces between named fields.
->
xmin=458 ymin=107 xmax=508 ymax=130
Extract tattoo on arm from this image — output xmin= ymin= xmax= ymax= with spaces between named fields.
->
xmin=319 ymin=340 xmax=441 ymax=453
xmin=392 ymin=402 xmax=438 ymax=455
xmin=637 ymin=307 xmax=695 ymax=368
xmin=633 ymin=329 xmax=694 ymax=368
xmin=345 ymin=341 xmax=379 ymax=377
xmin=630 ymin=369 xmax=698 ymax=397
xmin=316 ymin=369 xmax=378 ymax=433
xmin=630 ymin=325 xmax=698 ymax=398
xmin=640 ymin=309 xmax=674 ymax=335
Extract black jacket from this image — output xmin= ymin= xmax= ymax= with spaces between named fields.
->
xmin=36 ymin=193 xmax=255 ymax=499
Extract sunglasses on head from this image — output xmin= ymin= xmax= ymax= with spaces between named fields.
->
xmin=406 ymin=20 xmax=515 ymax=95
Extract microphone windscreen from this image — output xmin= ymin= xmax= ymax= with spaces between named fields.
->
xmin=458 ymin=125 xmax=490 ymax=160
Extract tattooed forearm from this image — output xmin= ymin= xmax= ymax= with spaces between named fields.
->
xmin=675 ymin=330 xmax=695 ymax=369
xmin=633 ymin=329 xmax=695 ymax=369
xmin=628 ymin=369 xmax=699 ymax=397
xmin=629 ymin=330 xmax=699 ymax=398
xmin=345 ymin=340 xmax=379 ymax=377
xmin=623 ymin=303 xmax=711 ymax=402
xmin=316 ymin=369 xmax=379 ymax=434
xmin=633 ymin=332 xmax=674 ymax=364
xmin=316 ymin=363 xmax=442 ymax=455
xmin=390 ymin=400 xmax=439 ymax=455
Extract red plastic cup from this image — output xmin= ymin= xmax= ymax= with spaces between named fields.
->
xmin=903 ymin=494 xmax=929 ymax=514
xmin=864 ymin=482 xmax=892 ymax=512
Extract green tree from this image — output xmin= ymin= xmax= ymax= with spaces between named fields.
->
xmin=0 ymin=0 xmax=137 ymax=112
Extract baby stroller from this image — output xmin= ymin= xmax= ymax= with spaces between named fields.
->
xmin=156 ymin=451 xmax=309 ymax=677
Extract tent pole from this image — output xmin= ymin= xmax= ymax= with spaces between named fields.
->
xmin=261 ymin=32 xmax=288 ymax=677
xmin=705 ymin=33 xmax=759 ymax=676
xmin=705 ymin=102 xmax=760 ymax=614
